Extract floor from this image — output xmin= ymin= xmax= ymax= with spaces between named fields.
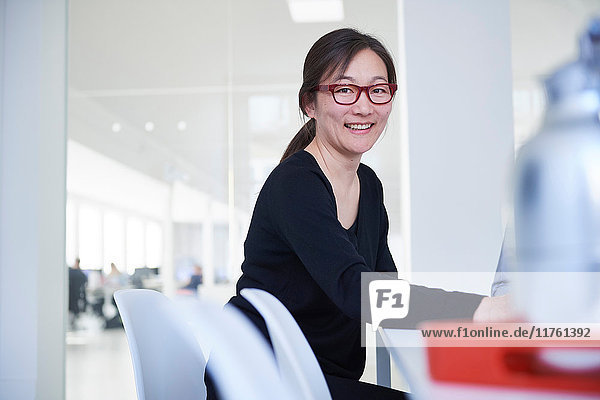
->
xmin=65 ymin=286 xmax=400 ymax=399
xmin=66 ymin=284 xmax=234 ymax=399
xmin=66 ymin=315 xmax=136 ymax=400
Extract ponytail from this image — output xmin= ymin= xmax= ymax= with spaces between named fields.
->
xmin=280 ymin=118 xmax=316 ymax=163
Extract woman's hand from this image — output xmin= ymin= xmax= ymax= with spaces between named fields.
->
xmin=472 ymin=294 xmax=517 ymax=322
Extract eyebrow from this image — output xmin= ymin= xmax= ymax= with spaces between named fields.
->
xmin=333 ymin=74 xmax=389 ymax=84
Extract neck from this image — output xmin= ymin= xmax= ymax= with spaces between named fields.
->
xmin=305 ymin=137 xmax=360 ymax=186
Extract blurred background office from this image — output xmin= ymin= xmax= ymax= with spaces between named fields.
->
xmin=1 ymin=0 xmax=600 ymax=399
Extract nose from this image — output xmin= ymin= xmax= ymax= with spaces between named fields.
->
xmin=351 ymin=89 xmax=374 ymax=114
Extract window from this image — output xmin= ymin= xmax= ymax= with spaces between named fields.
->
xmin=78 ymin=204 xmax=102 ymax=269
xmin=126 ymin=217 xmax=145 ymax=274
xmin=145 ymin=221 xmax=163 ymax=269
xmin=103 ymin=211 xmax=125 ymax=274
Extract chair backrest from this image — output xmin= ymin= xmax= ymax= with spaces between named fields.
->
xmin=116 ymin=289 xmax=294 ymax=400
xmin=114 ymin=289 xmax=207 ymax=400
xmin=175 ymin=295 xmax=294 ymax=400
xmin=240 ymin=288 xmax=332 ymax=400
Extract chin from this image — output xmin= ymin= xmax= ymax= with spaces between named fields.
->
xmin=348 ymin=144 xmax=376 ymax=156
xmin=349 ymin=138 xmax=379 ymax=154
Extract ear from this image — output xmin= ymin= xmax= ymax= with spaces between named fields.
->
xmin=302 ymin=93 xmax=316 ymax=119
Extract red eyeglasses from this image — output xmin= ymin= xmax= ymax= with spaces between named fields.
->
xmin=311 ymin=83 xmax=397 ymax=105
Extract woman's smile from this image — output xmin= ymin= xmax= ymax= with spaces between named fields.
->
xmin=345 ymin=122 xmax=375 ymax=135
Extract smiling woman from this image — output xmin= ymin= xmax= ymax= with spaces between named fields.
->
xmin=204 ymin=28 xmax=411 ymax=400
xmin=205 ymin=28 xmax=487 ymax=400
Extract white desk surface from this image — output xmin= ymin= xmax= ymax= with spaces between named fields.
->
xmin=378 ymin=328 xmax=600 ymax=400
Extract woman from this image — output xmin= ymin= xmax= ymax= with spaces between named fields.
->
xmin=207 ymin=28 xmax=490 ymax=399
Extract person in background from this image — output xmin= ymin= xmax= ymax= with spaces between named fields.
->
xmin=104 ymin=262 xmax=128 ymax=329
xmin=179 ymin=264 xmax=203 ymax=294
xmin=106 ymin=262 xmax=128 ymax=289
xmin=68 ymin=257 xmax=87 ymax=328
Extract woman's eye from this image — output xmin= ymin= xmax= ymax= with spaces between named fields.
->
xmin=372 ymin=86 xmax=389 ymax=94
xmin=335 ymin=86 xmax=354 ymax=94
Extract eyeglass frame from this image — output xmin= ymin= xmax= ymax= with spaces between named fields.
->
xmin=311 ymin=83 xmax=398 ymax=105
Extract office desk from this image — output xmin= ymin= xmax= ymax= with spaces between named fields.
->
xmin=376 ymin=328 xmax=600 ymax=400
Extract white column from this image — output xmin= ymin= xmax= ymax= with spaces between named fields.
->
xmin=0 ymin=0 xmax=67 ymax=399
xmin=398 ymin=0 xmax=514 ymax=293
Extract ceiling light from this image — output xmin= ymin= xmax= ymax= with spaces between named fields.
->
xmin=177 ymin=121 xmax=187 ymax=132
xmin=144 ymin=121 xmax=155 ymax=132
xmin=287 ymin=0 xmax=344 ymax=23
xmin=111 ymin=122 xmax=121 ymax=133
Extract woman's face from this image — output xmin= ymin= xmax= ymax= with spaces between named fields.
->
xmin=305 ymin=48 xmax=393 ymax=159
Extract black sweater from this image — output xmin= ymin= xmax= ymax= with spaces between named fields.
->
xmin=228 ymin=150 xmax=483 ymax=379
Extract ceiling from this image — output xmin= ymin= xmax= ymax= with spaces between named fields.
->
xmin=67 ymin=0 xmax=399 ymax=211
xmin=67 ymin=0 xmax=600 ymax=214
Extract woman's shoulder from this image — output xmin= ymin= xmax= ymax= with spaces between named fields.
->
xmin=358 ymin=162 xmax=384 ymax=193
xmin=357 ymin=162 xmax=378 ymax=180
xmin=268 ymin=150 xmax=327 ymax=186
xmin=262 ymin=151 xmax=334 ymax=207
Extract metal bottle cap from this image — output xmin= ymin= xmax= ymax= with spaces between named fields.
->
xmin=544 ymin=18 xmax=600 ymax=105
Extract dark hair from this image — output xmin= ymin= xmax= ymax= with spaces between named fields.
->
xmin=280 ymin=28 xmax=397 ymax=162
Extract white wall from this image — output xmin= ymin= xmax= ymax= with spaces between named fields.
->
xmin=0 ymin=0 xmax=67 ymax=399
xmin=399 ymin=0 xmax=515 ymax=293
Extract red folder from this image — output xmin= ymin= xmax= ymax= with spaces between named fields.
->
xmin=420 ymin=321 xmax=600 ymax=395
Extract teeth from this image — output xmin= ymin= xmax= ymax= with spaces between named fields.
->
xmin=345 ymin=123 xmax=372 ymax=130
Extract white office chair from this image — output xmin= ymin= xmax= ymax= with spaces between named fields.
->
xmin=176 ymin=295 xmax=293 ymax=400
xmin=240 ymin=288 xmax=332 ymax=400
xmin=114 ymin=289 xmax=207 ymax=400
xmin=115 ymin=289 xmax=293 ymax=400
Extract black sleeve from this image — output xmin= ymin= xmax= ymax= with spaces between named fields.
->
xmin=268 ymin=168 xmax=369 ymax=321
xmin=381 ymin=285 xmax=484 ymax=329
xmin=375 ymin=199 xmax=397 ymax=273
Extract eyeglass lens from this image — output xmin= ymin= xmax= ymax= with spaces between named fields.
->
xmin=333 ymin=84 xmax=393 ymax=104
